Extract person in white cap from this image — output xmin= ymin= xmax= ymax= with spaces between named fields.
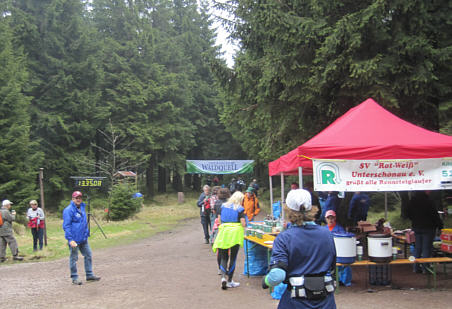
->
xmin=0 ymin=200 xmax=24 ymax=262
xmin=262 ymin=189 xmax=337 ymax=308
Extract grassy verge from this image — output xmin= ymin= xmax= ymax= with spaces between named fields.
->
xmin=2 ymin=193 xmax=199 ymax=265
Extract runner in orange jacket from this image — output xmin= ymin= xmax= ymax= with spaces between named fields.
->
xmin=242 ymin=187 xmax=260 ymax=221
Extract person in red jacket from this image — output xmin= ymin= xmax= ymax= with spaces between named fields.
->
xmin=27 ymin=200 xmax=45 ymax=251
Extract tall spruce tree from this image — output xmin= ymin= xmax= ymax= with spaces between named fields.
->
xmin=9 ymin=0 xmax=105 ymax=205
xmin=0 ymin=13 xmax=41 ymax=212
xmin=218 ymin=0 xmax=452 ymax=162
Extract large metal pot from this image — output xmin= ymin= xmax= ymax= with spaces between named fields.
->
xmin=367 ymin=233 xmax=392 ymax=263
xmin=333 ymin=232 xmax=356 ymax=264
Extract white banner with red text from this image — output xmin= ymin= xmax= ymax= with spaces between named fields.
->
xmin=313 ymin=158 xmax=452 ymax=191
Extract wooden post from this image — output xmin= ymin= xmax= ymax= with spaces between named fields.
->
xmin=135 ymin=171 xmax=138 ymax=191
xmin=39 ymin=168 xmax=47 ymax=246
xmin=178 ymin=192 xmax=184 ymax=204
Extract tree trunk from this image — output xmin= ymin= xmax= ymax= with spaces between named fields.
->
xmin=145 ymin=163 xmax=155 ymax=197
xmin=158 ymin=166 xmax=166 ymax=193
xmin=193 ymin=174 xmax=201 ymax=192
xmin=173 ymin=171 xmax=183 ymax=192
xmin=184 ymin=174 xmax=192 ymax=189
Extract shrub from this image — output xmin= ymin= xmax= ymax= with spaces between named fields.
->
xmin=109 ymin=184 xmax=142 ymax=221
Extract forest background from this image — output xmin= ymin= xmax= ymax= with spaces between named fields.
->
xmin=0 ymin=0 xmax=451 ymax=214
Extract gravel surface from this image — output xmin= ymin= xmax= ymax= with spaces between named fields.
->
xmin=1 ymin=218 xmax=451 ymax=309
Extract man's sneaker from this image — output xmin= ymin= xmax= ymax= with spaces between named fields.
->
xmin=72 ymin=279 xmax=83 ymax=285
xmin=86 ymin=275 xmax=101 ymax=282
xmin=227 ymin=280 xmax=240 ymax=288
xmin=204 ymin=239 xmax=209 ymax=244
xmin=217 ymin=269 xmax=222 ymax=275
xmin=221 ymin=277 xmax=228 ymax=290
xmin=13 ymin=256 xmax=23 ymax=261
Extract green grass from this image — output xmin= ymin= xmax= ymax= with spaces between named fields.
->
xmin=2 ymin=193 xmax=199 ymax=265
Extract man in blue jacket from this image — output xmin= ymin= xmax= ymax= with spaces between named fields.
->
xmin=63 ymin=191 xmax=101 ymax=285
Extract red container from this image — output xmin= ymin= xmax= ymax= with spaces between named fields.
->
xmin=440 ymin=234 xmax=452 ymax=241
xmin=440 ymin=229 xmax=452 ymax=241
xmin=405 ymin=230 xmax=415 ymax=243
xmin=441 ymin=243 xmax=452 ymax=253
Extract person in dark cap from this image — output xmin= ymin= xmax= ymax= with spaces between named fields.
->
xmin=242 ymin=186 xmax=260 ymax=221
xmin=262 ymin=189 xmax=337 ymax=308
xmin=63 ymin=191 xmax=101 ymax=285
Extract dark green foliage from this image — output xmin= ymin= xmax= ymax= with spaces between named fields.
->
xmin=217 ymin=0 xmax=452 ymax=163
xmin=0 ymin=12 xmax=42 ymax=213
xmin=1 ymin=0 xmax=236 ymax=213
xmin=109 ymin=184 xmax=142 ymax=221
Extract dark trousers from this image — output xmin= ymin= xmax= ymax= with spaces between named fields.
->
xmin=31 ymin=228 xmax=44 ymax=251
xmin=219 ymin=244 xmax=240 ymax=281
xmin=413 ymin=227 xmax=436 ymax=272
xmin=200 ymin=215 xmax=211 ymax=241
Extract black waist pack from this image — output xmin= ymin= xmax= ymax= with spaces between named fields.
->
xmin=304 ymin=276 xmax=328 ymax=301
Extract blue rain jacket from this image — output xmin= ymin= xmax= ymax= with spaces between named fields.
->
xmin=62 ymin=201 xmax=90 ymax=244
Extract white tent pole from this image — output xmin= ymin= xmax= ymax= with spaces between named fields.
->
xmin=298 ymin=167 xmax=303 ymax=188
xmin=269 ymin=175 xmax=273 ymax=207
xmin=384 ymin=192 xmax=388 ymax=220
xmin=281 ymin=173 xmax=285 ymax=221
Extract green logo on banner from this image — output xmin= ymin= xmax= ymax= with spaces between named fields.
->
xmin=315 ymin=162 xmax=341 ymax=186
xmin=321 ymin=170 xmax=336 ymax=184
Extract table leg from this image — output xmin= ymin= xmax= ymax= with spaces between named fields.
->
xmin=433 ymin=263 xmax=437 ymax=290
xmin=335 ymin=265 xmax=339 ymax=294
xmin=267 ymin=249 xmax=273 ymax=294
xmin=246 ymin=240 xmax=249 ymax=278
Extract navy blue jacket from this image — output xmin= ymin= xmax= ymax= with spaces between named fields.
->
xmin=62 ymin=201 xmax=90 ymax=244
xmin=271 ymin=224 xmax=337 ymax=309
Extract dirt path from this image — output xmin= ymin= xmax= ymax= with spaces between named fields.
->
xmin=1 ymin=218 xmax=451 ymax=309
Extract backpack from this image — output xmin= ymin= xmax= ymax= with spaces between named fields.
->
xmin=0 ymin=211 xmax=3 ymax=226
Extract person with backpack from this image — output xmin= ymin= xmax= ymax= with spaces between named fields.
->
xmin=197 ymin=185 xmax=212 ymax=244
xmin=0 ymin=199 xmax=24 ymax=262
xmin=250 ymin=179 xmax=260 ymax=196
xmin=229 ymin=178 xmax=237 ymax=194
xmin=242 ymin=187 xmax=261 ymax=221
xmin=213 ymin=191 xmax=247 ymax=289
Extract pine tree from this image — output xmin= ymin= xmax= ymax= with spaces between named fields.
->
xmin=0 ymin=13 xmax=41 ymax=212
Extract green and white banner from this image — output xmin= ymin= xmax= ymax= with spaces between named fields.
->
xmin=313 ymin=158 xmax=452 ymax=191
xmin=186 ymin=160 xmax=254 ymax=175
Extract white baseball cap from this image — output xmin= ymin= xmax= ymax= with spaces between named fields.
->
xmin=286 ymin=189 xmax=312 ymax=212
xmin=2 ymin=199 xmax=13 ymax=207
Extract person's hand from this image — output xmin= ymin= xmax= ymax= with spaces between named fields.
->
xmin=69 ymin=241 xmax=78 ymax=248
xmin=11 ymin=210 xmax=16 ymax=215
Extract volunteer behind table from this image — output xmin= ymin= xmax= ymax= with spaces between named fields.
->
xmin=325 ymin=210 xmax=352 ymax=287
xmin=263 ymin=189 xmax=337 ymax=309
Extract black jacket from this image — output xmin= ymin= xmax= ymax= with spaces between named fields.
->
xmin=407 ymin=192 xmax=443 ymax=230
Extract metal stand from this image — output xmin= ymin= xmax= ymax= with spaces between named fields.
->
xmin=86 ymin=194 xmax=107 ymax=239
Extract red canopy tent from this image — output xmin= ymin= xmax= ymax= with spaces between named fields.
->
xmin=269 ymin=98 xmax=452 ymax=176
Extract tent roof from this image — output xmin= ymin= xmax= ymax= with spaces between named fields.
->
xmin=269 ymin=98 xmax=452 ymax=176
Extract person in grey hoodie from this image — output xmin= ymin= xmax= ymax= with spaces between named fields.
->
xmin=0 ymin=199 xmax=23 ymax=262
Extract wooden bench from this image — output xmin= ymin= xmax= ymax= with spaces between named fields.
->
xmin=336 ymin=257 xmax=452 ymax=291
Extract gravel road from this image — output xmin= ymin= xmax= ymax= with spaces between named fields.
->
xmin=1 ymin=218 xmax=451 ymax=309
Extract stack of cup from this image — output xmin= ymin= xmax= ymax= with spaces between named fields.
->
xmin=357 ymin=246 xmax=363 ymax=261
